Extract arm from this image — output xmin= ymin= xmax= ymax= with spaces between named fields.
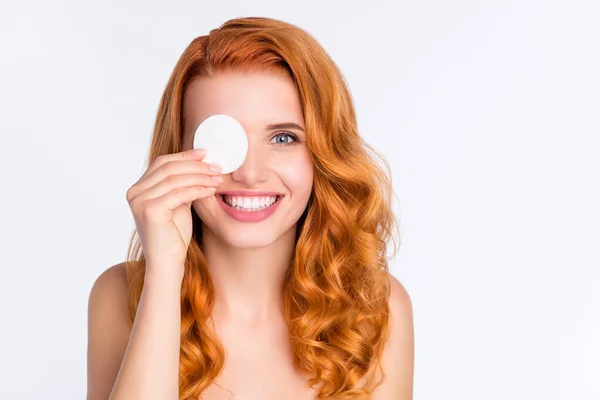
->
xmin=87 ymin=262 xmax=183 ymax=400
xmin=372 ymin=274 xmax=415 ymax=400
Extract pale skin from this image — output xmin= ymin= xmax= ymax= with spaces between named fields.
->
xmin=87 ymin=71 xmax=414 ymax=400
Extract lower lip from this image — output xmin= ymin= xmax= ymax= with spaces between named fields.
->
xmin=217 ymin=195 xmax=283 ymax=222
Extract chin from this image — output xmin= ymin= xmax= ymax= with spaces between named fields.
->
xmin=222 ymin=230 xmax=280 ymax=248
xmin=208 ymin=223 xmax=297 ymax=249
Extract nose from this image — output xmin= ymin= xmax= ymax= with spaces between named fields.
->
xmin=230 ymin=138 xmax=269 ymax=185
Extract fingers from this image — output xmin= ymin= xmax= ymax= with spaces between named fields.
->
xmin=145 ymin=148 xmax=207 ymax=177
xmin=135 ymin=160 xmax=221 ymax=195
xmin=141 ymin=186 xmax=218 ymax=218
xmin=127 ymin=149 xmax=222 ymax=203
xmin=137 ymin=173 xmax=223 ymax=202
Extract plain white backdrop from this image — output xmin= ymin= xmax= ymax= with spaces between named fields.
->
xmin=1 ymin=0 xmax=599 ymax=399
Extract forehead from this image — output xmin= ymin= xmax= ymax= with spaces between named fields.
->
xmin=182 ymin=71 xmax=304 ymax=138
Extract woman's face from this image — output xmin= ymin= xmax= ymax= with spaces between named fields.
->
xmin=182 ymin=70 xmax=314 ymax=248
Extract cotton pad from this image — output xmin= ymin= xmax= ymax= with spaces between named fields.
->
xmin=192 ymin=114 xmax=248 ymax=174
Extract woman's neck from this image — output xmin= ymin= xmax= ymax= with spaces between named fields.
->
xmin=200 ymin=224 xmax=297 ymax=326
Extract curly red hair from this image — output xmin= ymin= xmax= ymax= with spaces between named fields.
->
xmin=124 ymin=16 xmax=400 ymax=400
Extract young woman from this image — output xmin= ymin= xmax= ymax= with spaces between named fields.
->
xmin=87 ymin=16 xmax=414 ymax=400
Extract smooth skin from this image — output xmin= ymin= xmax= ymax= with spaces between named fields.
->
xmin=87 ymin=71 xmax=414 ymax=400
xmin=88 ymin=149 xmax=222 ymax=400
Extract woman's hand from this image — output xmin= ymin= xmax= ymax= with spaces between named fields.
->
xmin=125 ymin=148 xmax=222 ymax=279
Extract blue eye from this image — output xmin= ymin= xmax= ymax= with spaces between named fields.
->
xmin=271 ymin=132 xmax=299 ymax=146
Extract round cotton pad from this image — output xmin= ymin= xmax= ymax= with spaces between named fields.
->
xmin=193 ymin=114 xmax=248 ymax=174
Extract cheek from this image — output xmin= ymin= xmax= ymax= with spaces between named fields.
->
xmin=274 ymin=151 xmax=314 ymax=197
xmin=191 ymin=195 xmax=219 ymax=221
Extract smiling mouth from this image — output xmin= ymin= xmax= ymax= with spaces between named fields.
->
xmin=218 ymin=194 xmax=282 ymax=212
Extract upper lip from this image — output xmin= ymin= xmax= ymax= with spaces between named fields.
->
xmin=218 ymin=190 xmax=284 ymax=197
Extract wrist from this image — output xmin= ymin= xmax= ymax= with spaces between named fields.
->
xmin=144 ymin=264 xmax=185 ymax=287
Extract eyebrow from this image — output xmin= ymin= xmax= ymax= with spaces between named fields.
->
xmin=266 ymin=122 xmax=305 ymax=132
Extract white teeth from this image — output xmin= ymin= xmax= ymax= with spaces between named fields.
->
xmin=222 ymin=195 xmax=279 ymax=211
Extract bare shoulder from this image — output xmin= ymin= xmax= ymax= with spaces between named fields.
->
xmin=387 ymin=273 xmax=413 ymax=323
xmin=88 ymin=262 xmax=130 ymax=325
xmin=87 ymin=262 xmax=132 ymax=400
xmin=89 ymin=262 xmax=130 ymax=301
xmin=372 ymin=273 xmax=415 ymax=400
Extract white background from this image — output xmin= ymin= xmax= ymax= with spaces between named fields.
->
xmin=1 ymin=0 xmax=599 ymax=399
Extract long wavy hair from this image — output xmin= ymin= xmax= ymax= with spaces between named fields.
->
xmin=124 ymin=16 xmax=400 ymax=400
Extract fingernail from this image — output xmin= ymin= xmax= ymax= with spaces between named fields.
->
xmin=194 ymin=148 xmax=206 ymax=154
xmin=209 ymin=164 xmax=221 ymax=173
xmin=211 ymin=176 xmax=223 ymax=182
